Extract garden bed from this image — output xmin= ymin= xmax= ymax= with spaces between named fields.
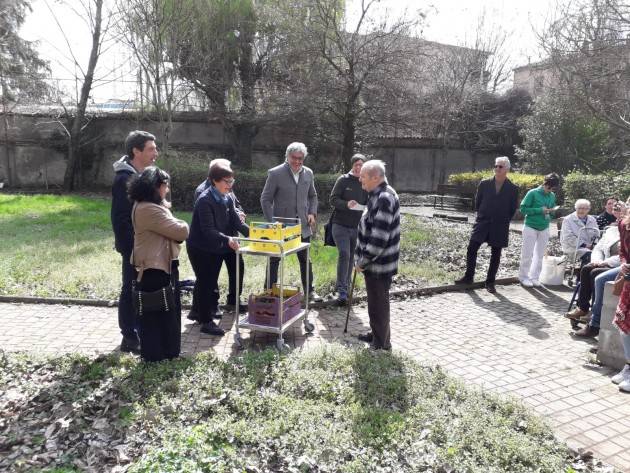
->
xmin=0 ymin=346 xmax=612 ymax=472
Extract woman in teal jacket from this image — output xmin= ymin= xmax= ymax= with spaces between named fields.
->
xmin=518 ymin=173 xmax=560 ymax=287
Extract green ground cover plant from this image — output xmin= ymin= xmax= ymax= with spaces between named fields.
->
xmin=0 ymin=345 xmax=594 ymax=473
xmin=0 ymin=194 xmax=460 ymax=301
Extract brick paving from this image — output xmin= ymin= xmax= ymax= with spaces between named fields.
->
xmin=1 ymin=284 xmax=629 ymax=471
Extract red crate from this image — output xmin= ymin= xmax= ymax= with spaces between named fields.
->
xmin=248 ymin=291 xmax=303 ymax=326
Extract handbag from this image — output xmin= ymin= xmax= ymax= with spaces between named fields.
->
xmin=132 ymin=281 xmax=175 ymax=316
xmin=613 ymin=271 xmax=626 ymax=297
xmin=324 ymin=212 xmax=336 ymax=247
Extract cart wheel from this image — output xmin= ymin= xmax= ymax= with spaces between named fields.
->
xmin=303 ymin=320 xmax=315 ymax=333
xmin=570 ymin=319 xmax=580 ymax=330
xmin=234 ymin=333 xmax=244 ymax=350
xmin=276 ymin=339 xmax=290 ymax=352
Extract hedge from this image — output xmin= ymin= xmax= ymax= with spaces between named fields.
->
xmin=563 ymin=171 xmax=630 ymax=212
xmin=448 ymin=170 xmax=544 ymax=201
xmin=161 ymin=153 xmax=338 ymax=213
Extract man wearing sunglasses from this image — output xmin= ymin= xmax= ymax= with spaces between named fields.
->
xmin=455 ymin=156 xmax=519 ymax=293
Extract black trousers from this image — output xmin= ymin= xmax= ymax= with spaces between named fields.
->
xmin=137 ymin=263 xmax=181 ymax=362
xmin=577 ymin=264 xmax=610 ymax=310
xmin=267 ymin=235 xmax=313 ymax=292
xmin=190 ymin=249 xmax=245 ymax=312
xmin=464 ymin=239 xmax=502 ymax=283
xmin=118 ymin=251 xmax=138 ymax=340
xmin=188 ymin=244 xmax=243 ymax=323
xmin=365 ymin=274 xmax=392 ymax=350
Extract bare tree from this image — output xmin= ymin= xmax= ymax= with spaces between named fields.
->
xmin=539 ymin=0 xmax=630 ymax=132
xmin=298 ymin=0 xmax=426 ymax=169
xmin=116 ymin=0 xmax=195 ymax=154
xmin=42 ymin=0 xmax=118 ymax=190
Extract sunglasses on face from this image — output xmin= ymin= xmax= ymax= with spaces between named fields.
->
xmin=222 ymin=178 xmax=235 ymax=185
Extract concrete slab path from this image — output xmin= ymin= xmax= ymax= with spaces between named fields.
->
xmin=1 ymin=284 xmax=628 ymax=471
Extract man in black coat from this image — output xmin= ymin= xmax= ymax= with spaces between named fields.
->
xmin=111 ymin=130 xmax=158 ymax=353
xmin=454 ymin=156 xmax=519 ymax=293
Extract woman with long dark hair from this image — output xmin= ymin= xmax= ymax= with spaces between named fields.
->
xmin=128 ymin=166 xmax=189 ymax=361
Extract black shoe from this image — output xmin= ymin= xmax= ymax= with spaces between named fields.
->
xmin=358 ymin=331 xmax=374 ymax=343
xmin=200 ymin=321 xmax=225 ymax=336
xmin=187 ymin=310 xmax=199 ymax=322
xmin=120 ymin=336 xmax=140 ymax=354
xmin=485 ymin=282 xmax=496 ymax=294
xmin=335 ymin=297 xmax=348 ymax=307
xmin=454 ymin=276 xmax=473 ymax=285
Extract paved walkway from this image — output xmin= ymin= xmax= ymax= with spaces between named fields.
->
xmin=1 ymin=284 xmax=629 ymax=471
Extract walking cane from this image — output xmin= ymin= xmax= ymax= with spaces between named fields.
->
xmin=343 ymin=269 xmax=358 ymax=334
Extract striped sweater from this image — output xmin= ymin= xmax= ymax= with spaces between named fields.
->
xmin=355 ymin=181 xmax=400 ymax=279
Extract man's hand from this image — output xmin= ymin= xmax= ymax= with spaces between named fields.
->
xmin=355 ymin=265 xmax=364 ymax=273
xmin=307 ymin=214 xmax=316 ymax=227
xmin=228 ymin=237 xmax=240 ymax=251
xmin=347 ymin=200 xmax=358 ymax=209
xmin=237 ymin=209 xmax=246 ymax=223
xmin=622 ymin=263 xmax=630 ymax=275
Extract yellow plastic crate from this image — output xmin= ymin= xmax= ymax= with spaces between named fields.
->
xmin=248 ymin=221 xmax=301 ymax=253
xmin=270 ymin=283 xmax=300 ymax=298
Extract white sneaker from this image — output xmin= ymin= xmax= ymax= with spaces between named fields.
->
xmin=620 ymin=379 xmax=630 ymax=393
xmin=520 ymin=278 xmax=533 ymax=288
xmin=531 ymin=279 xmax=543 ymax=287
xmin=612 ymin=364 xmax=630 ymax=385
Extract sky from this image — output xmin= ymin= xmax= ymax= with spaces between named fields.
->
xmin=21 ymin=0 xmax=554 ymax=103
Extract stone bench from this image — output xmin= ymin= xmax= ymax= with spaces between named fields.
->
xmin=597 ymin=281 xmax=625 ymax=369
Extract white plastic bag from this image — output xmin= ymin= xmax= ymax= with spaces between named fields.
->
xmin=539 ymin=255 xmax=566 ymax=286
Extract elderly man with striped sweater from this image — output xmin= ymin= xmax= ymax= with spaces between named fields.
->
xmin=354 ymin=160 xmax=400 ymax=351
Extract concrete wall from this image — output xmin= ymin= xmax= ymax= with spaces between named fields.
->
xmin=371 ymin=141 xmax=496 ymax=192
xmin=1 ymin=113 xmax=499 ymax=191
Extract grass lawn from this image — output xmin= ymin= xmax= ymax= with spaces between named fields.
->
xmin=0 ymin=345 xmax=587 ymax=473
xmin=0 ymin=194 xmax=461 ymax=301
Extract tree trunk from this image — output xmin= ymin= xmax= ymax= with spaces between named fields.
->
xmin=227 ymin=122 xmax=257 ymax=169
xmin=341 ymin=113 xmax=355 ymax=171
xmin=63 ymin=0 xmax=103 ymax=191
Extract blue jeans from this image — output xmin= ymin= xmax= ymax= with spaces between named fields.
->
xmin=332 ymin=223 xmax=357 ymax=298
xmin=589 ymin=266 xmax=621 ymax=328
xmin=621 ymin=332 xmax=630 ymax=361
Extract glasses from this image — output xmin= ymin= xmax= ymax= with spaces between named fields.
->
xmin=494 ymin=165 xmax=504 ymax=169
xmin=289 ymin=154 xmax=305 ymax=161
xmin=222 ymin=178 xmax=235 ymax=185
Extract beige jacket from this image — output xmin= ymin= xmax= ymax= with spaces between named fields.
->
xmin=131 ymin=201 xmax=189 ymax=279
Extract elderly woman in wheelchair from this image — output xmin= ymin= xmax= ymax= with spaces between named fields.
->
xmin=560 ymin=199 xmax=600 ymax=264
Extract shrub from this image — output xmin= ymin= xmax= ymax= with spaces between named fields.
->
xmin=563 ymin=171 xmax=630 ymax=212
xmin=448 ymin=170 xmax=544 ymax=200
xmin=160 ymin=151 xmax=338 ymax=212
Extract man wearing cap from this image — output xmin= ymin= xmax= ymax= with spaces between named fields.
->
xmin=454 ymin=156 xmax=519 ymax=293
xmin=260 ymin=142 xmax=322 ymax=301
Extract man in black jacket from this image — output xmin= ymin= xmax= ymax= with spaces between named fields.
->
xmin=454 ymin=156 xmax=519 ymax=293
xmin=111 ymin=130 xmax=158 ymax=353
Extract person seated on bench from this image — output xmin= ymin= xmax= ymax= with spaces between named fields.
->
xmin=566 ymin=201 xmax=625 ymax=336
xmin=596 ymin=196 xmax=618 ymax=231
xmin=560 ymin=198 xmax=599 ymax=263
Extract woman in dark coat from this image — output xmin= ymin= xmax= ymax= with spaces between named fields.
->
xmin=186 ymin=161 xmax=249 ymax=336
xmin=454 ymin=156 xmax=519 ymax=293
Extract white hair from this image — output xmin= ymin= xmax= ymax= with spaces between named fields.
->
xmin=285 ymin=142 xmax=308 ymax=159
xmin=495 ymin=156 xmax=510 ymax=169
xmin=574 ymin=198 xmax=591 ymax=210
xmin=209 ymin=158 xmax=231 ymax=172
xmin=361 ymin=159 xmax=386 ymax=178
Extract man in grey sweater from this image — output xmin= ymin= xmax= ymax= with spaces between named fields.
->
xmin=260 ymin=142 xmax=322 ymax=301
